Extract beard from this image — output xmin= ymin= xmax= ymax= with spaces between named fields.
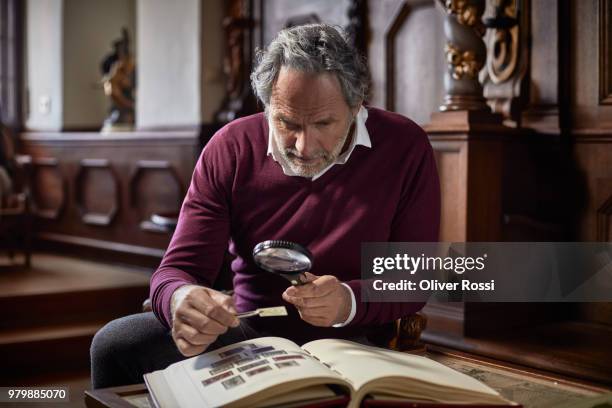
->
xmin=270 ymin=116 xmax=355 ymax=178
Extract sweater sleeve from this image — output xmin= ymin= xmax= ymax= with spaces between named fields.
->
xmin=345 ymin=130 xmax=441 ymax=326
xmin=149 ymin=130 xmax=235 ymax=329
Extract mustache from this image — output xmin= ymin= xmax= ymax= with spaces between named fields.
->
xmin=284 ymin=148 xmax=328 ymax=160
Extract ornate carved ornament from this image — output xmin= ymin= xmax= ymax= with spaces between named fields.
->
xmin=444 ymin=0 xmax=486 ymax=35
xmin=445 ymin=43 xmax=483 ymax=80
xmin=480 ymin=0 xmax=528 ymax=124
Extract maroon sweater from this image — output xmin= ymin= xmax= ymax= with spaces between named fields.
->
xmin=150 ymin=107 xmax=440 ymax=343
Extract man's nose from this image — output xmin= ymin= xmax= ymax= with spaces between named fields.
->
xmin=294 ymin=129 xmax=317 ymax=158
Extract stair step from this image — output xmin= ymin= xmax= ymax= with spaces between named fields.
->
xmin=0 ymin=253 xmax=154 ymax=381
xmin=0 ymin=321 xmax=104 ymax=345
xmin=0 ymin=285 xmax=150 ymax=329
xmin=0 ymin=320 xmax=107 ymax=379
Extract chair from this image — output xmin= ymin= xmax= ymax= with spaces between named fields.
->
xmin=0 ymin=123 xmax=32 ymax=267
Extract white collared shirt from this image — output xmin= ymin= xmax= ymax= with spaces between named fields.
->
xmin=267 ymin=106 xmax=371 ymax=327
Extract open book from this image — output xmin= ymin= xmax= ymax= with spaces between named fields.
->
xmin=144 ymin=337 xmax=518 ymax=408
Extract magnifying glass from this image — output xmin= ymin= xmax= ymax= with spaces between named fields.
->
xmin=253 ymin=240 xmax=313 ymax=286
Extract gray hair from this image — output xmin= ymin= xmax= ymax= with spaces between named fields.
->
xmin=250 ymin=24 xmax=369 ymax=109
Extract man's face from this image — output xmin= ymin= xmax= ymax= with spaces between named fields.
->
xmin=268 ymin=67 xmax=358 ymax=178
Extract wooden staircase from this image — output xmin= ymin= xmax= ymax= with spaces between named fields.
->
xmin=0 ymin=253 xmax=151 ymax=383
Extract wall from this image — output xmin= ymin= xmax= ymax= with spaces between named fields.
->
xmin=136 ymin=0 xmax=201 ymax=128
xmin=25 ymin=0 xmax=63 ymax=131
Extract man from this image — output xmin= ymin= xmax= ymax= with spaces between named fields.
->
xmin=91 ymin=23 xmax=440 ymax=389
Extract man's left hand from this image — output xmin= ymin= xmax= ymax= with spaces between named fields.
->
xmin=282 ymin=272 xmax=351 ymax=327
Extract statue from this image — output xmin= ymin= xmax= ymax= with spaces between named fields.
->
xmin=214 ymin=0 xmax=257 ymax=124
xmin=100 ymin=28 xmax=135 ymax=132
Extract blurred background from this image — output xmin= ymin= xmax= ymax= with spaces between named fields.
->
xmin=0 ymin=0 xmax=610 ymax=403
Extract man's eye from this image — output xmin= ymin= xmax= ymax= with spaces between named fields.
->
xmin=281 ymin=120 xmax=300 ymax=131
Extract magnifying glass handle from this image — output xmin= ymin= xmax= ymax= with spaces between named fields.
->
xmin=285 ymin=273 xmax=308 ymax=286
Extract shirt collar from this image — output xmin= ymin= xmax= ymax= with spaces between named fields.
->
xmin=266 ymin=106 xmax=371 ymax=179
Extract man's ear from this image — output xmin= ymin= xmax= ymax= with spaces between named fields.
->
xmin=351 ymin=103 xmax=362 ymax=118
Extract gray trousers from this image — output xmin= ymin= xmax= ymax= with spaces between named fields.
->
xmin=90 ymin=312 xmax=265 ymax=389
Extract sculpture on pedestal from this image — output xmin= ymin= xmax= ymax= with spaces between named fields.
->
xmin=100 ymin=28 xmax=136 ymax=132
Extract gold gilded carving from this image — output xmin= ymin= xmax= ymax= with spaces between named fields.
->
xmin=445 ymin=42 xmax=483 ymax=79
xmin=444 ymin=0 xmax=486 ymax=35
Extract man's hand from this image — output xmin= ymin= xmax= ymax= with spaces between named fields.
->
xmin=170 ymin=285 xmax=240 ymax=357
xmin=282 ymin=272 xmax=351 ymax=327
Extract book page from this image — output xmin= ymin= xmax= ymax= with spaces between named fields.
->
xmin=303 ymin=339 xmax=505 ymax=403
xmin=155 ymin=337 xmax=348 ymax=408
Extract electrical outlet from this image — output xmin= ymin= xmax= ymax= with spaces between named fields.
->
xmin=38 ymin=95 xmax=51 ymax=115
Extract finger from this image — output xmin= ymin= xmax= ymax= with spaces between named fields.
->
xmin=291 ymin=276 xmax=337 ymax=298
xmin=285 ymin=272 xmax=318 ymax=296
xmin=296 ymin=295 xmax=331 ymax=308
xmin=282 ymin=291 xmax=302 ymax=306
xmin=297 ymin=305 xmax=329 ymax=320
xmin=283 ymin=292 xmax=315 ymax=308
xmin=208 ymin=303 xmax=240 ymax=328
xmin=176 ymin=309 xmax=228 ymax=335
xmin=285 ymin=282 xmax=317 ymax=298
xmin=209 ymin=292 xmax=239 ymax=325
xmin=283 ymin=291 xmax=330 ymax=309
xmin=175 ymin=337 xmax=207 ymax=357
xmin=210 ymin=291 xmax=238 ymax=315
xmin=309 ymin=275 xmax=339 ymax=296
xmin=303 ymin=272 xmax=319 ymax=281
xmin=189 ymin=291 xmax=240 ymax=328
xmin=174 ymin=322 xmax=219 ymax=345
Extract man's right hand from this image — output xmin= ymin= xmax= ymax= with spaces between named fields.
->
xmin=170 ymin=285 xmax=240 ymax=357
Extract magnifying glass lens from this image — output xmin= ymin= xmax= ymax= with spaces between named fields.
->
xmin=252 ymin=240 xmax=313 ymax=285
xmin=254 ymin=248 xmax=311 ymax=271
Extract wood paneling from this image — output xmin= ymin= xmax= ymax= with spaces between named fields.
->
xmin=431 ymin=141 xmax=467 ymax=242
xmin=425 ymin=111 xmax=508 ymax=243
xmin=596 ymin=179 xmax=612 ymax=242
xmin=600 ymin=0 xmax=612 ymax=104
xmin=75 ymin=159 xmax=119 ymax=226
xmin=572 ymin=0 xmax=612 ymax=129
xmin=19 ymin=131 xmax=200 ymax=266
xmin=129 ymin=160 xmax=184 ymax=227
xmin=31 ymin=157 xmax=66 ymax=220
xmin=573 ymin=137 xmax=612 ymax=242
xmin=521 ymin=0 xmax=564 ymax=133
xmin=385 ymin=0 xmax=445 ymax=124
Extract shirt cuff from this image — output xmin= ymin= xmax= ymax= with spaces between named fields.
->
xmin=332 ymin=283 xmax=356 ymax=327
